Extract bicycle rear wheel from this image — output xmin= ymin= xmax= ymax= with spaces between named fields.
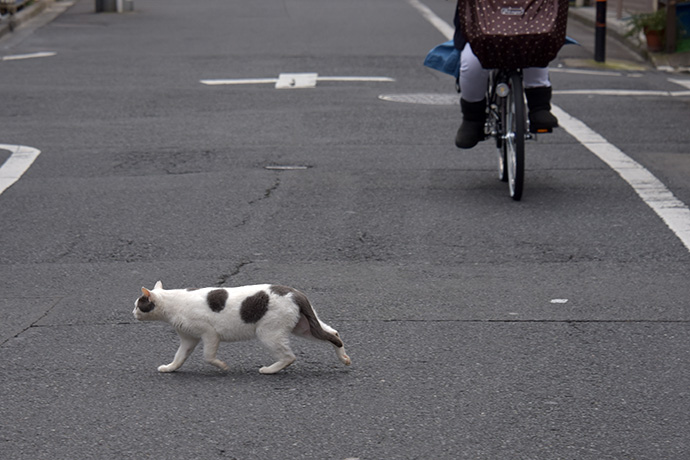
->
xmin=503 ymin=73 xmax=525 ymax=201
xmin=495 ymin=111 xmax=507 ymax=182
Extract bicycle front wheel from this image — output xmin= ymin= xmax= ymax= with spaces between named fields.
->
xmin=504 ymin=73 xmax=525 ymax=201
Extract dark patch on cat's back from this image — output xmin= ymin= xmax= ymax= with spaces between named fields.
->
xmin=270 ymin=285 xmax=295 ymax=296
xmin=240 ymin=290 xmax=269 ymax=323
xmin=207 ymin=289 xmax=229 ymax=313
xmin=137 ymin=295 xmax=155 ymax=313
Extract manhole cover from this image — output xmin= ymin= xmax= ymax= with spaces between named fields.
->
xmin=379 ymin=93 xmax=458 ymax=105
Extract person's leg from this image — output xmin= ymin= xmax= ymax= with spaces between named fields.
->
xmin=460 ymin=43 xmax=489 ymax=102
xmin=456 ymin=44 xmax=489 ymax=149
xmin=523 ymin=68 xmax=558 ymax=130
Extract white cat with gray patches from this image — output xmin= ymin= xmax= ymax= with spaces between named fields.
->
xmin=133 ymin=281 xmax=351 ymax=374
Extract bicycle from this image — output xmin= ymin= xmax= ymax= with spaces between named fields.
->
xmin=485 ymin=69 xmax=552 ymax=201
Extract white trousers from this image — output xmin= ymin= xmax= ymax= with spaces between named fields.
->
xmin=460 ymin=43 xmax=551 ymax=103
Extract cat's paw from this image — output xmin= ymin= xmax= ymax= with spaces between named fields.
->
xmin=157 ymin=364 xmax=175 ymax=373
xmin=337 ymin=349 xmax=351 ymax=366
xmin=208 ymin=359 xmax=229 ymax=371
xmin=259 ymin=357 xmax=295 ymax=374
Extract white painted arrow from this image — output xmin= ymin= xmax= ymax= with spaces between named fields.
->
xmin=201 ymin=73 xmax=394 ymax=89
xmin=0 ymin=144 xmax=41 ymax=196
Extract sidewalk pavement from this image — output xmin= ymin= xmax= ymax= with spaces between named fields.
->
xmin=1 ymin=1 xmax=688 ymax=73
xmin=569 ymin=5 xmax=690 ymax=73
xmin=0 ymin=0 xmax=54 ymax=39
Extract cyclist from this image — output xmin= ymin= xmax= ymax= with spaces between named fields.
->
xmin=453 ymin=8 xmax=559 ymax=149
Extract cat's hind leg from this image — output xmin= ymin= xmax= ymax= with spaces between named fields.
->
xmin=332 ymin=331 xmax=352 ymax=366
xmin=201 ymin=333 xmax=230 ymax=371
xmin=256 ymin=328 xmax=296 ymax=374
xmin=158 ymin=332 xmax=200 ymax=373
xmin=292 ymin=316 xmax=351 ymax=366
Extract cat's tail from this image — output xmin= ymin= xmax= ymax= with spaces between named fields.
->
xmin=292 ymin=290 xmax=344 ymax=348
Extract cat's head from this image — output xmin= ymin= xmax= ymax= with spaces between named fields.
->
xmin=133 ymin=280 xmax=164 ymax=321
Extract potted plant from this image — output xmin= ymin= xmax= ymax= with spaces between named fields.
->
xmin=626 ymin=8 xmax=666 ymax=52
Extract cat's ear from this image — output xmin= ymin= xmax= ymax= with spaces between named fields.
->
xmin=141 ymin=287 xmax=152 ymax=298
xmin=154 ymin=280 xmax=163 ymax=290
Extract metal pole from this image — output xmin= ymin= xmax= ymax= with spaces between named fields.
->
xmin=595 ymin=0 xmax=607 ymax=62
xmin=666 ymin=0 xmax=677 ymax=53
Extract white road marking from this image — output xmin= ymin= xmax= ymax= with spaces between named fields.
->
xmin=668 ymin=78 xmax=690 ymax=90
xmin=275 ymin=72 xmax=318 ymax=89
xmin=550 ymin=67 xmax=623 ymax=77
xmin=410 ymin=0 xmax=690 ymax=253
xmin=265 ymin=165 xmax=310 ymax=171
xmin=200 ymin=78 xmax=278 ymax=85
xmin=200 ymin=74 xmax=394 ymax=88
xmin=0 ymin=144 xmax=41 ymax=196
xmin=318 ymin=76 xmax=395 ymax=83
xmin=407 ymin=0 xmax=454 ymax=40
xmin=553 ymin=105 xmax=690 ymax=253
xmin=1 ymin=52 xmax=56 ymax=61
xmin=555 ymin=89 xmax=690 ymax=97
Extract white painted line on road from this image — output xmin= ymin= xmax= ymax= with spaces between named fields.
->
xmin=407 ymin=0 xmax=454 ymax=40
xmin=555 ymin=89 xmax=690 ymax=97
xmin=1 ymin=52 xmax=56 ymax=61
xmin=318 ymin=76 xmax=395 ymax=83
xmin=200 ymin=78 xmax=278 ymax=85
xmin=275 ymin=72 xmax=318 ymax=89
xmin=668 ymin=78 xmax=690 ymax=90
xmin=265 ymin=165 xmax=310 ymax=171
xmin=0 ymin=144 xmax=41 ymax=196
xmin=553 ymin=105 xmax=690 ymax=253
xmin=549 ymin=67 xmax=623 ymax=77
xmin=201 ymin=74 xmax=395 ymax=88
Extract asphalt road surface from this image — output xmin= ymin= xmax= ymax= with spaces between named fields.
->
xmin=1 ymin=1 xmax=688 ymax=459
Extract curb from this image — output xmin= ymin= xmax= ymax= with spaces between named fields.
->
xmin=0 ymin=0 xmax=54 ymax=40
xmin=569 ymin=6 xmax=690 ymax=73
xmin=568 ymin=6 xmax=649 ymax=62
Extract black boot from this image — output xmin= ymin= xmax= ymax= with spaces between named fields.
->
xmin=455 ymin=98 xmax=486 ymax=149
xmin=525 ymin=86 xmax=558 ymax=132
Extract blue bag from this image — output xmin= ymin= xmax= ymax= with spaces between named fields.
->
xmin=423 ymin=40 xmax=460 ymax=78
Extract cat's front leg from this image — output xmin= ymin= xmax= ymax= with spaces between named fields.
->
xmin=158 ymin=332 xmax=200 ymax=373
xmin=202 ymin=333 xmax=229 ymax=371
